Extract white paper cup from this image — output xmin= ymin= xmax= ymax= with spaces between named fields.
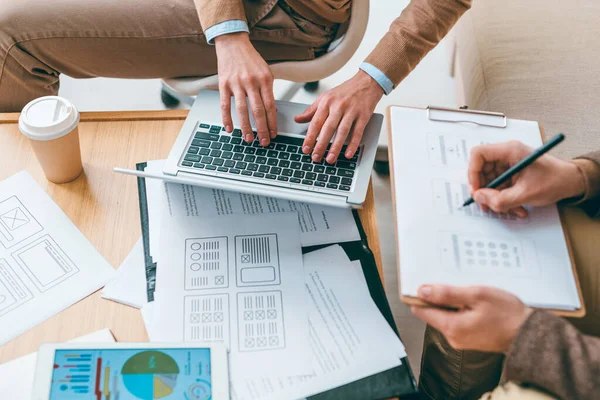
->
xmin=18 ymin=96 xmax=83 ymax=183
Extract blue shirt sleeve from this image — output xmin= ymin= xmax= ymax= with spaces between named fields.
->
xmin=359 ymin=62 xmax=394 ymax=95
xmin=204 ymin=20 xmax=250 ymax=45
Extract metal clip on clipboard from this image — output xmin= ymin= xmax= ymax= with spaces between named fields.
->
xmin=427 ymin=106 xmax=507 ymax=128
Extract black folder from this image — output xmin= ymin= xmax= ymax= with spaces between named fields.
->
xmin=135 ymin=162 xmax=418 ymax=399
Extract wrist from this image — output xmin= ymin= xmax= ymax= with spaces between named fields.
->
xmin=562 ymin=160 xmax=587 ymax=200
xmin=355 ymin=70 xmax=385 ymax=97
xmin=214 ymin=31 xmax=250 ymax=47
xmin=504 ymin=307 xmax=533 ymax=352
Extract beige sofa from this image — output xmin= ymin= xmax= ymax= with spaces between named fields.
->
xmin=452 ymin=0 xmax=600 ymax=335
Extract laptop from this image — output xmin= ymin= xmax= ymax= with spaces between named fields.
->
xmin=115 ymin=90 xmax=383 ymax=208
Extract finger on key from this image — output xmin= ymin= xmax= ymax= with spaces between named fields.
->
xmin=220 ymin=89 xmax=233 ymax=133
xmin=326 ymin=115 xmax=353 ymax=164
xmin=344 ymin=117 xmax=368 ymax=158
xmin=312 ymin=112 xmax=342 ymax=162
xmin=234 ymin=90 xmax=253 ymax=142
xmin=248 ymin=90 xmax=269 ymax=146
xmin=302 ymin=106 xmax=328 ymax=155
xmin=261 ymin=84 xmax=277 ymax=139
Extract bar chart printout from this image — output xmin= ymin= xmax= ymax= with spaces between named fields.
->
xmin=49 ymin=348 xmax=212 ymax=400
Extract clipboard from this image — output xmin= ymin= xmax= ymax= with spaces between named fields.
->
xmin=386 ymin=105 xmax=585 ymax=318
xmin=134 ymin=162 xmax=419 ymax=399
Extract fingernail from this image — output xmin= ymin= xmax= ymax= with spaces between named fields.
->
xmin=326 ymin=154 xmax=336 ymax=164
xmin=312 ymin=154 xmax=321 ymax=162
xmin=245 ymin=134 xmax=253 ymax=142
xmin=226 ymin=125 xmax=232 ymax=132
xmin=345 ymin=151 xmax=352 ymax=158
xmin=270 ymin=130 xmax=277 ymax=139
xmin=474 ymin=192 xmax=486 ymax=205
xmin=260 ymin=138 xmax=269 ymax=146
xmin=418 ymin=285 xmax=432 ymax=298
xmin=303 ymin=145 xmax=312 ymax=154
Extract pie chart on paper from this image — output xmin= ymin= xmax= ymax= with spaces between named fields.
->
xmin=121 ymin=351 xmax=180 ymax=399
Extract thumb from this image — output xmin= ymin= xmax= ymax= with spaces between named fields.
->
xmin=473 ymin=187 xmax=524 ymax=213
xmin=294 ymin=100 xmax=318 ymax=123
xmin=417 ymin=285 xmax=475 ymax=308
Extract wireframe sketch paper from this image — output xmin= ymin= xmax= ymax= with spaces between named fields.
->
xmin=0 ymin=172 xmax=116 ymax=345
xmin=0 ymin=328 xmax=115 ymax=399
xmin=390 ymin=107 xmax=580 ymax=310
xmin=150 ymin=212 xmax=311 ymax=379
xmin=101 ymin=238 xmax=147 ymax=308
xmin=232 ymin=245 xmax=406 ymax=400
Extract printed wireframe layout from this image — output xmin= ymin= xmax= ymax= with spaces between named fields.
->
xmin=0 ymin=196 xmax=43 ymax=248
xmin=0 ymin=258 xmax=33 ymax=317
xmin=438 ymin=231 xmax=540 ymax=276
xmin=234 ymin=234 xmax=281 ymax=287
xmin=185 ymin=237 xmax=229 ymax=290
xmin=432 ymin=180 xmax=529 ymax=222
xmin=184 ymin=294 xmax=230 ymax=347
xmin=426 ymin=132 xmax=489 ymax=168
xmin=237 ymin=291 xmax=285 ymax=352
xmin=12 ymin=234 xmax=80 ymax=292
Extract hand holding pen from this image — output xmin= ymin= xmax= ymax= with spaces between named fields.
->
xmin=465 ymin=135 xmax=587 ymax=218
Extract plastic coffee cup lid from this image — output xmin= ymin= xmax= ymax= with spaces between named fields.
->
xmin=18 ymin=96 xmax=80 ymax=141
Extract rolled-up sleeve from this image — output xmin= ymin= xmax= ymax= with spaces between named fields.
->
xmin=204 ymin=20 xmax=250 ymax=44
xmin=359 ymin=62 xmax=394 ymax=95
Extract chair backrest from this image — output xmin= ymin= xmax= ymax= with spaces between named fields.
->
xmin=163 ymin=0 xmax=370 ymax=95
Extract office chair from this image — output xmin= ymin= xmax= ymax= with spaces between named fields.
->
xmin=160 ymin=0 xmax=369 ymax=107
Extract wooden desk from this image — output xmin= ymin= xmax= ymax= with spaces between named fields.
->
xmin=0 ymin=110 xmax=383 ymax=364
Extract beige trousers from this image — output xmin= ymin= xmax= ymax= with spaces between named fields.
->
xmin=0 ymin=0 xmax=337 ymax=112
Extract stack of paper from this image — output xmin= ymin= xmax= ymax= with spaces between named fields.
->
xmin=102 ymin=160 xmax=362 ymax=309
xmin=0 ymin=172 xmax=116 ymax=345
xmin=102 ymin=160 xmax=406 ymax=399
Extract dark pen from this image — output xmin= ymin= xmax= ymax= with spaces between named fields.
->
xmin=461 ymin=133 xmax=565 ymax=208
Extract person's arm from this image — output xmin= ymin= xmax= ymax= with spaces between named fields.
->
xmin=297 ymin=0 xmax=473 ymax=163
xmin=192 ymin=0 xmax=277 ymax=146
xmin=363 ymin=0 xmax=472 ymax=91
xmin=504 ymin=310 xmax=600 ymax=399
xmin=567 ymin=151 xmax=600 ymax=217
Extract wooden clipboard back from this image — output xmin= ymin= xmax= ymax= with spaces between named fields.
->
xmin=386 ymin=105 xmax=586 ymax=318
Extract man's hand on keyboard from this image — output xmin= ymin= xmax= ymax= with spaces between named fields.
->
xmin=295 ymin=70 xmax=383 ymax=164
xmin=215 ymin=32 xmax=277 ymax=146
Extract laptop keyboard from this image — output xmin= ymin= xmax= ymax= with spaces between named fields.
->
xmin=179 ymin=123 xmax=360 ymax=192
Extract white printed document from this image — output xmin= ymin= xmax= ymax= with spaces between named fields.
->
xmin=145 ymin=160 xmax=359 ymax=249
xmin=149 ymin=212 xmax=311 ymax=381
xmin=0 ymin=329 xmax=115 ymax=399
xmin=389 ymin=106 xmax=581 ymax=310
xmin=0 ymin=172 xmax=116 ymax=345
xmin=233 ymin=245 xmax=405 ymax=400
